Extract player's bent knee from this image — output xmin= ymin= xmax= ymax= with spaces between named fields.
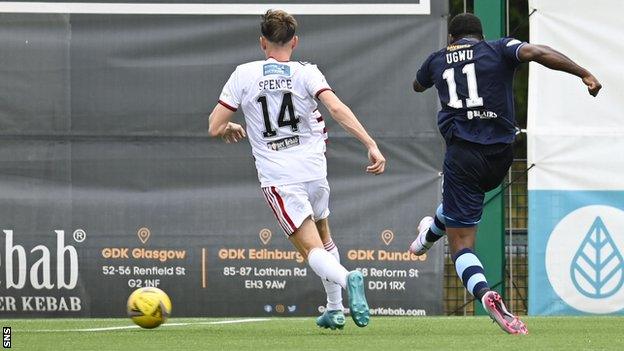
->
xmin=289 ymin=216 xmax=324 ymax=257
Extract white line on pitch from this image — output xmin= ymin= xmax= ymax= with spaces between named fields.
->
xmin=0 ymin=2 xmax=431 ymax=15
xmin=24 ymin=318 xmax=271 ymax=332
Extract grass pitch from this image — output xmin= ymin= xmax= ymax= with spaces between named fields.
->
xmin=8 ymin=316 xmax=624 ymax=350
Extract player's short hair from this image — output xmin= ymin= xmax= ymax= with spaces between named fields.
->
xmin=260 ymin=9 xmax=298 ymax=45
xmin=449 ymin=13 xmax=484 ymax=39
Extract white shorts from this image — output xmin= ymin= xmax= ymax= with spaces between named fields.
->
xmin=261 ymin=178 xmax=331 ymax=236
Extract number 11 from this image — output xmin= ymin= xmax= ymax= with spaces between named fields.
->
xmin=442 ymin=63 xmax=484 ymax=109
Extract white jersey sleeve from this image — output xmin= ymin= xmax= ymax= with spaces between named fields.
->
xmin=304 ymin=65 xmax=333 ymax=99
xmin=218 ymin=68 xmax=241 ymax=111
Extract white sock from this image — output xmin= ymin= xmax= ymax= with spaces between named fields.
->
xmin=308 ymin=247 xmax=348 ymax=289
xmin=322 ymin=239 xmax=343 ymax=311
xmin=324 ymin=239 xmax=340 ymax=262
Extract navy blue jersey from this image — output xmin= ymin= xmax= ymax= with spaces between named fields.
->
xmin=416 ymin=37 xmax=526 ymax=145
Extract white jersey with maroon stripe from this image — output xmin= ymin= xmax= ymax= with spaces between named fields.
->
xmin=218 ymin=58 xmax=330 ymax=187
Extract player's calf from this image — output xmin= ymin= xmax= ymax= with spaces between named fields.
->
xmin=307 ymin=249 xmax=369 ymax=327
xmin=453 ymin=248 xmax=490 ymax=300
xmin=321 ymin=238 xmax=344 ymax=312
xmin=452 ymin=247 xmax=527 ymax=334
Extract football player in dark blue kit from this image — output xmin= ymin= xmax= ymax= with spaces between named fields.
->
xmin=408 ymin=13 xmax=601 ymax=334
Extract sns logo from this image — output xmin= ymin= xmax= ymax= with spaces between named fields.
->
xmin=0 ymin=230 xmax=79 ymax=290
xmin=546 ymin=205 xmax=624 ymax=314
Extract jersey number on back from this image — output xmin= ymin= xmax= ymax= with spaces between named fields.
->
xmin=257 ymin=92 xmax=300 ymax=138
xmin=442 ymin=63 xmax=484 ymax=109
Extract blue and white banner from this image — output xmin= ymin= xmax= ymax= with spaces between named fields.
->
xmin=530 ymin=193 xmax=624 ymax=314
xmin=528 ymin=0 xmax=624 ymax=315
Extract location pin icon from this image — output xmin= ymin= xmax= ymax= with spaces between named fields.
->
xmin=259 ymin=229 xmax=272 ymax=245
xmin=381 ymin=230 xmax=394 ymax=246
xmin=137 ymin=227 xmax=151 ymax=244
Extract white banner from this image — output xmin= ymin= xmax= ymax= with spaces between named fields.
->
xmin=528 ymin=0 xmax=624 ymax=315
xmin=0 ymin=2 xmax=431 ymax=15
xmin=527 ymin=0 xmax=624 ymax=191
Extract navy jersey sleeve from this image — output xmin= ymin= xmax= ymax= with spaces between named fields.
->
xmin=415 ymin=53 xmax=436 ymax=89
xmin=499 ymin=37 xmax=527 ymax=66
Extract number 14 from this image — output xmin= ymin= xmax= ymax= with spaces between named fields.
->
xmin=442 ymin=63 xmax=483 ymax=109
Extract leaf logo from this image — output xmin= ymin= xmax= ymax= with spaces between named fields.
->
xmin=570 ymin=217 xmax=624 ymax=299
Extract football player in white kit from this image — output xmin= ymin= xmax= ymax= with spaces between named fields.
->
xmin=208 ymin=10 xmax=385 ymax=329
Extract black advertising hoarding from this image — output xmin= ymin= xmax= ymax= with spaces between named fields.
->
xmin=0 ymin=0 xmax=447 ymax=317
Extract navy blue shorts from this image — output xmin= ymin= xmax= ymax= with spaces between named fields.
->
xmin=442 ymin=139 xmax=513 ymax=228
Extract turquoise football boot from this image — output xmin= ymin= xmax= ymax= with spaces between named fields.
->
xmin=347 ymin=271 xmax=370 ymax=327
xmin=316 ymin=309 xmax=346 ymax=330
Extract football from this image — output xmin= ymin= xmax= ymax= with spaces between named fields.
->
xmin=127 ymin=287 xmax=172 ymax=329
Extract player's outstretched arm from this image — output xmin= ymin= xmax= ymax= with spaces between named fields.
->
xmin=318 ymin=91 xmax=386 ymax=175
xmin=518 ymin=44 xmax=602 ymax=97
xmin=208 ymin=104 xmax=246 ymax=143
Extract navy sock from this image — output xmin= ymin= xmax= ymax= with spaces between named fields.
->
xmin=425 ymin=204 xmax=447 ymax=243
xmin=475 ymin=286 xmax=490 ymax=300
xmin=425 ymin=228 xmax=443 ymax=243
xmin=452 ymin=248 xmax=490 ymax=299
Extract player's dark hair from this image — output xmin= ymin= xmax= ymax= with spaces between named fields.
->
xmin=260 ymin=9 xmax=297 ymax=45
xmin=449 ymin=13 xmax=484 ymax=39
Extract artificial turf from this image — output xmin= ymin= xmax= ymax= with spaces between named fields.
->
xmin=7 ymin=316 xmax=624 ymax=350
